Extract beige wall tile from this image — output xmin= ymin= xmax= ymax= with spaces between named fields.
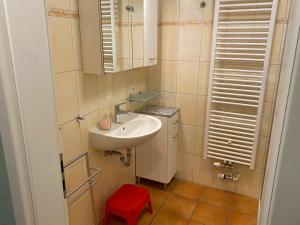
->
xmin=47 ymin=0 xmax=69 ymax=10
xmin=147 ymin=63 xmax=161 ymax=91
xmin=270 ymin=24 xmax=286 ymax=65
xmin=200 ymin=24 xmax=213 ymax=62
xmin=255 ymin=136 xmax=268 ymax=170
xmin=54 ymin=72 xmax=78 ymax=124
xmin=148 ymin=64 xmax=161 ymax=92
xmin=178 ymin=25 xmax=202 ymax=61
xmin=92 ymin=176 xmax=106 ymax=223
xmin=203 ymin=0 xmax=215 ymax=21
xmin=158 ymin=0 xmax=180 ymax=22
xmin=98 ymin=75 xmax=114 ymax=108
xmin=178 ymin=124 xmax=196 ymax=154
xmin=76 ymin=72 xmax=98 ymax=115
xmin=176 ymin=94 xmax=197 ymax=125
xmin=70 ymin=0 xmax=79 ymax=12
xmin=79 ymin=111 xmax=99 ymax=155
xmin=158 ymin=25 xmax=179 ymax=60
xmin=114 ymin=71 xmax=128 ymax=103
xmin=196 ymin=95 xmax=207 ymax=127
xmin=177 ymin=61 xmax=199 ymax=94
xmin=176 ymin=152 xmax=194 ymax=181
xmin=194 ymin=126 xmax=204 ymax=156
xmin=180 ymin=0 xmax=202 ymax=21
xmin=48 ymin=16 xmax=75 ymax=74
xmin=128 ymin=68 xmax=148 ymax=94
xmin=68 ymin=190 xmax=95 ymax=225
xmin=193 ymin=156 xmax=214 ymax=186
xmin=260 ymin=102 xmax=273 ymax=137
xmin=212 ymin=166 xmax=238 ymax=192
xmin=156 ymin=92 xmax=177 ymax=107
xmin=65 ymin=159 xmax=87 ymax=193
xmin=265 ymin=65 xmax=280 ymax=103
xmin=161 ymin=60 xmax=178 ymax=92
xmin=60 ymin=120 xmax=82 ymax=163
xmin=198 ymin=62 xmax=210 ymax=96
xmin=235 ymin=166 xmax=262 ymax=198
xmin=71 ymin=19 xmax=83 ymax=71
xmin=276 ymin=0 xmax=291 ymax=20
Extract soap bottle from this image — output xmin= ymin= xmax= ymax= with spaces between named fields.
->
xmin=99 ymin=114 xmax=112 ymax=131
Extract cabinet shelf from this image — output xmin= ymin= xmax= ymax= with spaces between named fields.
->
xmin=127 ymin=91 xmax=160 ymax=103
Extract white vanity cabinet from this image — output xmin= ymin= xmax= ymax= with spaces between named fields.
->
xmin=136 ymin=112 xmax=178 ymax=185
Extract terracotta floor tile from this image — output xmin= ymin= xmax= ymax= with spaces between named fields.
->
xmin=138 ymin=184 xmax=168 ymax=211
xmin=198 ymin=186 xmax=234 ymax=209
xmin=170 ymin=179 xmax=205 ymax=200
xmin=137 ymin=209 xmax=155 ymax=225
xmin=188 ymin=221 xmax=205 ymax=225
xmin=150 ymin=211 xmax=189 ymax=225
xmin=191 ymin=203 xmax=229 ymax=225
xmin=231 ymin=194 xmax=258 ymax=216
xmin=228 ymin=212 xmax=257 ymax=225
xmin=106 ymin=209 xmax=154 ymax=225
xmin=103 ymin=184 xmax=258 ymax=225
xmin=160 ymin=194 xmax=197 ymax=220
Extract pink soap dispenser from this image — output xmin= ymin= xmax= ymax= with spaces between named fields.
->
xmin=99 ymin=114 xmax=112 ymax=131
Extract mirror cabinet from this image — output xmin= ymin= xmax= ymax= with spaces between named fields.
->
xmin=78 ymin=0 xmax=158 ymax=75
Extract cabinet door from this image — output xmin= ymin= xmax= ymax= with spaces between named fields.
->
xmin=136 ymin=116 xmax=168 ymax=183
xmin=167 ymin=133 xmax=178 ymax=182
xmin=167 ymin=113 xmax=179 ymax=135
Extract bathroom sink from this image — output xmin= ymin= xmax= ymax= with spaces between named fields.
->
xmin=89 ymin=113 xmax=162 ymax=150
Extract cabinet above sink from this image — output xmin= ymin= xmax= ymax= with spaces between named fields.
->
xmin=78 ymin=0 xmax=158 ymax=75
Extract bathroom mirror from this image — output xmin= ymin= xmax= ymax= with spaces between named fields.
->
xmin=78 ymin=0 xmax=157 ymax=75
xmin=101 ymin=0 xmax=158 ymax=74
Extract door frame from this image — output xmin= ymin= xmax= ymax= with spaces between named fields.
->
xmin=259 ymin=0 xmax=300 ymax=224
xmin=0 ymin=0 xmax=68 ymax=225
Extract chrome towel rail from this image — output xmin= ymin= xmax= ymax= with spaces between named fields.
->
xmin=61 ymin=152 xmax=102 ymax=206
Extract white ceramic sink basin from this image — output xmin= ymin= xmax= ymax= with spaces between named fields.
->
xmin=89 ymin=113 xmax=162 ymax=150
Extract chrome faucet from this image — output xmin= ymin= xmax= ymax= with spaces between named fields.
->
xmin=115 ymin=101 xmax=128 ymax=124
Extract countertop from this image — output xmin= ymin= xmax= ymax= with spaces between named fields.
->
xmin=136 ymin=105 xmax=179 ymax=118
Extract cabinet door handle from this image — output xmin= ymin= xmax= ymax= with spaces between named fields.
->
xmin=172 ymin=134 xmax=178 ymax=139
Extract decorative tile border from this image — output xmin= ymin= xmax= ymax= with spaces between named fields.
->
xmin=158 ymin=20 xmax=214 ymax=26
xmin=116 ymin=22 xmax=144 ymax=27
xmin=158 ymin=19 xmax=287 ymax=26
xmin=47 ymin=7 xmax=79 ymax=19
xmin=47 ymin=7 xmax=288 ymax=26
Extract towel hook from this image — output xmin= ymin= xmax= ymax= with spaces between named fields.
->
xmin=200 ymin=1 xmax=206 ymax=8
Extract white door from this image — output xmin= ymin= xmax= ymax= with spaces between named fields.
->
xmin=0 ymin=0 xmax=68 ymax=224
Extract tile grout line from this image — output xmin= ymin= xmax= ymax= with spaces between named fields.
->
xmin=148 ymin=190 xmax=171 ymax=225
xmin=187 ymin=200 xmax=198 ymax=225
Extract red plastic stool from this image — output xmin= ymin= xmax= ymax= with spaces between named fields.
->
xmin=102 ymin=184 xmax=153 ymax=225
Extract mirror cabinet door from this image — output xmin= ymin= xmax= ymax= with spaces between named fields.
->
xmin=100 ymin=0 xmax=157 ymax=74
